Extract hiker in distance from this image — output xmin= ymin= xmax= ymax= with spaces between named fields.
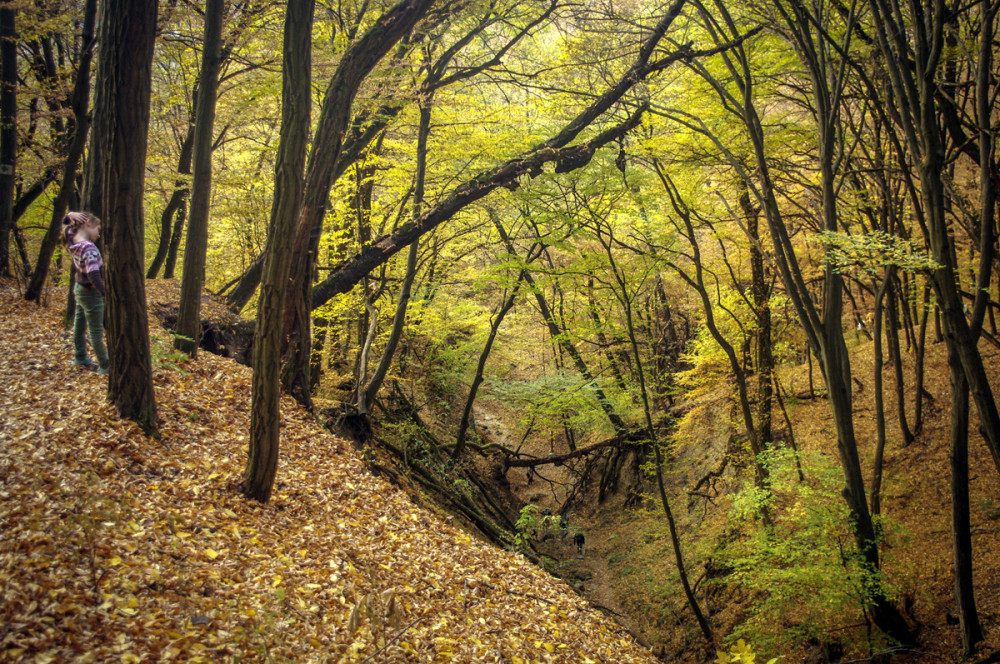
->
xmin=63 ymin=211 xmax=109 ymax=375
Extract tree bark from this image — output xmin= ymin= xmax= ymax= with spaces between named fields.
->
xmin=0 ymin=3 xmax=16 ymax=277
xmin=84 ymin=0 xmax=158 ymax=433
xmin=163 ymin=200 xmax=187 ymax=279
xmin=279 ymin=0 xmax=436 ymax=407
xmin=362 ymin=100 xmax=430 ymax=407
xmin=743 ymin=187 xmax=773 ymax=449
xmin=870 ymin=273 xmax=890 ymax=516
xmin=948 ymin=344 xmax=984 ymax=653
xmin=885 ymin=274 xmax=914 ymax=446
xmin=24 ymin=0 xmax=97 ymax=302
xmin=243 ymin=0 xmax=315 ymax=503
xmin=147 ymin=123 xmax=194 ymax=279
xmin=453 ymin=274 xmax=523 ymax=459
xmin=175 ymin=0 xmax=225 ymax=356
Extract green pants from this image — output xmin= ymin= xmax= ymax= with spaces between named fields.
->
xmin=73 ymin=283 xmax=109 ymax=374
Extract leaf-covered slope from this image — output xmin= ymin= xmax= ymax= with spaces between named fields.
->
xmin=0 ymin=285 xmax=656 ymax=664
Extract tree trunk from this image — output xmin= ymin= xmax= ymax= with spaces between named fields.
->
xmin=362 ymin=121 xmax=428 ymax=408
xmin=84 ymin=0 xmax=158 ymax=434
xmin=24 ymin=0 xmax=97 ymax=302
xmin=870 ymin=275 xmax=890 ymax=516
xmin=885 ymin=274 xmax=914 ymax=446
xmin=0 ymin=4 xmax=16 ymax=277
xmin=494 ymin=214 xmax=627 ymax=434
xmin=162 ymin=200 xmax=187 ymax=279
xmin=913 ymin=285 xmax=930 ymax=434
xmin=453 ymin=275 xmax=523 ymax=458
xmin=243 ymin=0 xmax=314 ymax=503
xmin=175 ymin=0 xmax=224 ymax=356
xmin=653 ymin=443 xmax=714 ymax=646
xmin=948 ymin=344 xmax=984 ymax=654
xmin=744 ymin=188 xmax=772 ymax=447
xmin=279 ymin=0 xmax=435 ymax=407
xmin=147 ymin=124 xmax=194 ymax=279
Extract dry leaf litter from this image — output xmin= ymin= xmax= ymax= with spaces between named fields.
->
xmin=0 ymin=283 xmax=659 ymax=664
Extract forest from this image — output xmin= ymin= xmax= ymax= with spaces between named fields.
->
xmin=2 ymin=0 xmax=1000 ymax=662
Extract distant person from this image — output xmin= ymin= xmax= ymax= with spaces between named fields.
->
xmin=574 ymin=532 xmax=585 ymax=556
xmin=63 ymin=212 xmax=109 ymax=375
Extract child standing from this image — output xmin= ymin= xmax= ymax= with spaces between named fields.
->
xmin=63 ymin=212 xmax=109 ymax=375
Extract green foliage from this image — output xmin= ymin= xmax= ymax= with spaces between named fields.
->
xmin=513 ymin=504 xmax=542 ymax=552
xmin=717 ymin=448 xmax=905 ymax=652
xmin=818 ymin=230 xmax=940 ymax=277
xmin=151 ymin=333 xmax=192 ymax=372
xmin=491 ymin=371 xmax=619 ymax=440
xmin=714 ymin=638 xmax=779 ymax=664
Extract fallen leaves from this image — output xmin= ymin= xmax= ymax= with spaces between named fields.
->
xmin=0 ymin=283 xmax=658 ymax=663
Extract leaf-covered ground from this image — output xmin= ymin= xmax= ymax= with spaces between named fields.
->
xmin=0 ymin=283 xmax=658 ymax=664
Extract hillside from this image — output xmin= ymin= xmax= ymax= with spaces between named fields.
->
xmin=0 ymin=283 xmax=657 ymax=664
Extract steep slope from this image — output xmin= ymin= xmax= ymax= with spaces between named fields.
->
xmin=0 ymin=283 xmax=657 ymax=664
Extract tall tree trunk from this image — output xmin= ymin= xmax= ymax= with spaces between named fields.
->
xmin=885 ymin=274 xmax=914 ymax=446
xmin=85 ymin=0 xmax=158 ymax=434
xmin=147 ymin=124 xmax=194 ymax=279
xmin=363 ymin=103 xmax=429 ymax=408
xmin=453 ymin=274 xmax=523 ymax=459
xmin=744 ymin=188 xmax=772 ymax=448
xmin=24 ymin=0 xmax=97 ymax=302
xmin=948 ymin=345 xmax=984 ymax=653
xmin=494 ymin=214 xmax=627 ymax=435
xmin=163 ymin=201 xmax=187 ymax=279
xmin=279 ymin=0 xmax=435 ymax=407
xmin=870 ymin=274 xmax=890 ymax=516
xmin=176 ymin=0 xmax=225 ymax=356
xmin=243 ymin=0 xmax=314 ymax=503
xmin=913 ymin=285 xmax=931 ymax=434
xmin=653 ymin=443 xmax=714 ymax=645
xmin=0 ymin=3 xmax=16 ymax=278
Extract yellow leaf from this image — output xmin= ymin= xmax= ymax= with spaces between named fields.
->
xmin=108 ymin=556 xmax=123 ymax=566
xmin=204 ymin=549 xmax=219 ymax=560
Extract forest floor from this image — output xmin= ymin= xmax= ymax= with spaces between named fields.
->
xmin=0 ymin=280 xmax=660 ymax=664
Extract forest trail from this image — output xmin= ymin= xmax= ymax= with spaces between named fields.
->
xmin=0 ymin=283 xmax=658 ymax=664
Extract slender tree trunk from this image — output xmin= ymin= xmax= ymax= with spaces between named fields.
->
xmin=176 ymin=0 xmax=224 ymax=356
xmin=24 ymin=0 xmax=97 ymax=302
xmin=85 ymin=0 xmax=158 ymax=433
xmin=243 ymin=0 xmax=314 ymax=503
xmin=494 ymin=215 xmax=627 ymax=434
xmin=948 ymin=345 xmax=984 ymax=653
xmin=0 ymin=4 xmax=16 ymax=277
xmin=913 ymin=285 xmax=930 ymax=434
xmin=453 ymin=275 xmax=523 ymax=458
xmin=744 ymin=188 xmax=772 ymax=447
xmin=279 ymin=0 xmax=435 ymax=406
xmin=653 ymin=444 xmax=714 ymax=645
xmin=363 ymin=103 xmax=430 ymax=407
xmin=871 ymin=275 xmax=890 ymax=516
xmin=163 ymin=201 xmax=187 ymax=279
xmin=354 ymin=299 xmax=378 ymax=415
xmin=885 ymin=274 xmax=914 ymax=446
xmin=148 ymin=124 xmax=194 ymax=279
